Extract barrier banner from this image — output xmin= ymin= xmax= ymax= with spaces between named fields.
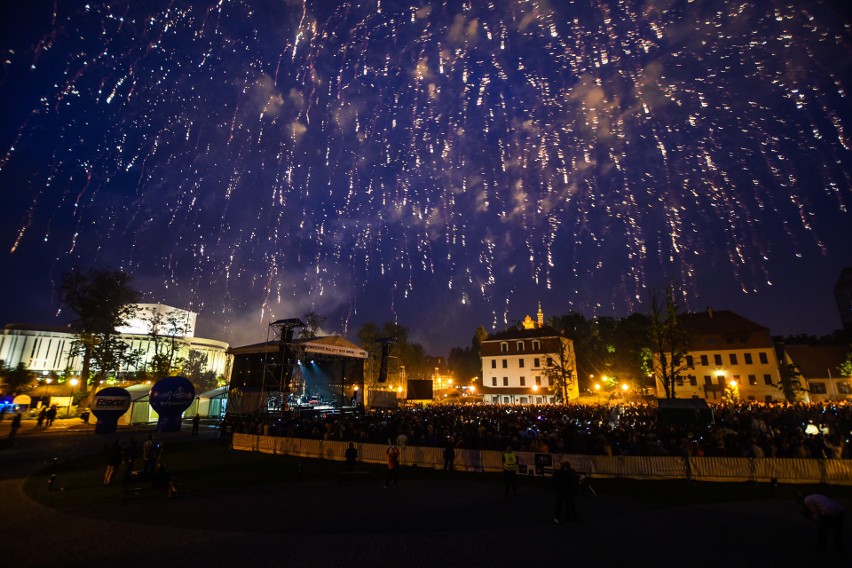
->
xmin=456 ymin=449 xmax=484 ymax=472
xmin=274 ymin=437 xmax=288 ymax=455
xmin=232 ymin=433 xmax=255 ymax=451
xmin=822 ymin=459 xmax=852 ymax=485
xmin=257 ymin=435 xmax=276 ymax=455
xmin=481 ymin=450 xmax=503 ymax=473
xmin=300 ymin=439 xmax=324 ymax=458
xmin=690 ymin=457 xmax=752 ymax=482
xmin=323 ymin=440 xmax=348 ymax=461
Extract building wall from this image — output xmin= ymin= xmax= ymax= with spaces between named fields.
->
xmin=0 ymin=327 xmax=229 ymax=379
xmin=480 ymin=335 xmax=578 ymax=404
xmin=655 ymin=344 xmax=782 ymax=402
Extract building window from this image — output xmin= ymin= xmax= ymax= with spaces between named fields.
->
xmin=501 ymin=342 xmax=509 ymax=353
xmin=520 ymin=376 xmax=526 ymax=386
xmin=546 ymin=357 xmax=553 ymax=367
xmin=689 ymin=375 xmax=697 ymax=386
xmin=729 ymin=354 xmax=738 ymax=365
xmin=714 ymin=354 xmax=722 ymax=366
xmin=686 ymin=355 xmax=694 ymax=367
xmin=764 ymin=395 xmax=774 ymax=403
xmin=491 ymin=360 xmax=496 ymax=369
xmin=759 ymin=352 xmax=768 ymax=364
xmin=700 ymin=355 xmax=709 ymax=366
xmin=533 ymin=358 xmax=540 ymax=368
xmin=503 ymin=377 xmax=508 ymax=386
xmin=676 ymin=377 xmax=684 ymax=386
xmin=517 ymin=341 xmax=525 ymax=352
xmin=503 ymin=396 xmax=510 ymax=404
xmin=704 ymin=376 xmax=712 ymax=385
xmin=747 ymin=396 xmax=755 ymax=401
xmin=492 ymin=377 xmax=497 ymax=386
xmin=809 ymin=382 xmax=827 ymax=394
xmin=532 ymin=340 xmax=540 ymax=351
xmin=502 ymin=359 xmax=508 ymax=368
xmin=519 ymin=359 xmax=525 ymax=368
xmin=717 ymin=376 xmax=726 ymax=387
xmin=744 ymin=353 xmax=753 ymax=365
xmin=763 ymin=374 xmax=772 ymax=386
xmin=748 ymin=374 xmax=757 ymax=386
xmin=837 ymin=383 xmax=852 ymax=394
xmin=535 ymin=376 xmax=541 ymax=386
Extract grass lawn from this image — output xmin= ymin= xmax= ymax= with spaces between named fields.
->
xmin=24 ymin=439 xmax=852 ymax=511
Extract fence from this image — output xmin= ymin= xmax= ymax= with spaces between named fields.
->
xmin=232 ymin=433 xmax=852 ymax=485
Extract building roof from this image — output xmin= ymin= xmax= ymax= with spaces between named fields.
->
xmin=679 ymin=310 xmax=767 ymax=335
xmin=484 ymin=326 xmax=562 ymax=341
xmin=784 ymin=344 xmax=850 ymax=379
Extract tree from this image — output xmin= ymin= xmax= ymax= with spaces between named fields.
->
xmin=182 ymin=349 xmax=221 ymax=391
xmin=542 ymin=335 xmax=577 ymax=403
xmin=299 ymin=312 xmax=327 ymax=339
xmin=58 ymin=268 xmax=140 ymax=391
xmin=839 ymin=351 xmax=852 ymax=378
xmin=144 ymin=306 xmax=190 ymax=379
xmin=0 ymin=362 xmax=36 ymax=395
xmin=647 ymin=284 xmax=692 ymax=399
xmin=776 ymin=363 xmax=808 ymax=402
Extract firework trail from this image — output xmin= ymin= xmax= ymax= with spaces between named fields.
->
xmin=0 ymin=0 xmax=850 ymax=337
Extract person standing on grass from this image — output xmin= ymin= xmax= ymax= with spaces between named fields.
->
xmin=553 ymin=461 xmax=580 ymax=523
xmin=345 ymin=442 xmax=358 ymax=472
xmin=385 ymin=441 xmax=400 ymax=488
xmin=142 ymin=434 xmax=156 ymax=478
xmin=502 ymin=446 xmax=518 ymax=496
xmin=9 ymin=412 xmax=22 ymax=439
xmin=802 ymin=494 xmax=845 ymax=554
xmin=104 ymin=440 xmax=123 ymax=485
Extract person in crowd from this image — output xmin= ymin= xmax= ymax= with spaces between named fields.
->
xmin=192 ymin=414 xmax=201 ymax=435
xmin=142 ymin=434 xmax=157 ymax=478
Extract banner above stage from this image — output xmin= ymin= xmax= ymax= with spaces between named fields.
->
xmin=300 ymin=336 xmax=368 ymax=359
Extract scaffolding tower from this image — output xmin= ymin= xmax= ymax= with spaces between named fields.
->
xmin=261 ymin=318 xmax=305 ymax=415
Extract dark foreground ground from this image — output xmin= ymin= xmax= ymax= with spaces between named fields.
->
xmin=1 ymin=419 xmax=850 ymax=568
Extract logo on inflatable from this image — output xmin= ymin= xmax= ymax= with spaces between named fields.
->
xmin=150 ymin=376 xmax=195 ymax=432
xmin=90 ymin=387 xmax=131 ymax=435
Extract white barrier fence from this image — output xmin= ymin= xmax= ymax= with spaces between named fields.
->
xmin=232 ymin=433 xmax=852 ymax=485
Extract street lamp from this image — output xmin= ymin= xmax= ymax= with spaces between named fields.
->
xmin=594 ymin=383 xmax=601 ymax=404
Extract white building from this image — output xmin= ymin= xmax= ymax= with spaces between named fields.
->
xmin=654 ymin=309 xmax=783 ymax=402
xmin=479 ymin=306 xmax=579 ymax=405
xmin=0 ymin=305 xmax=229 ymax=380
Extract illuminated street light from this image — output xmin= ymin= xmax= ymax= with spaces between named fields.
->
xmin=620 ymin=383 xmax=629 ymax=392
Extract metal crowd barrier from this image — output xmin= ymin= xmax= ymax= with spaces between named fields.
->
xmin=231 ymin=433 xmax=852 ymax=485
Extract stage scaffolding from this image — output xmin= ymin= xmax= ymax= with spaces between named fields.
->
xmin=260 ymin=318 xmax=305 ymax=415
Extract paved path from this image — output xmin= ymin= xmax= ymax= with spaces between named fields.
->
xmin=1 ymin=419 xmax=849 ymax=567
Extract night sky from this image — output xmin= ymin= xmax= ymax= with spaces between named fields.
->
xmin=1 ymin=0 xmax=851 ymax=356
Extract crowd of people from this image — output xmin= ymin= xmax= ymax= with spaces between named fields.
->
xmin=220 ymin=399 xmax=852 ymax=460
